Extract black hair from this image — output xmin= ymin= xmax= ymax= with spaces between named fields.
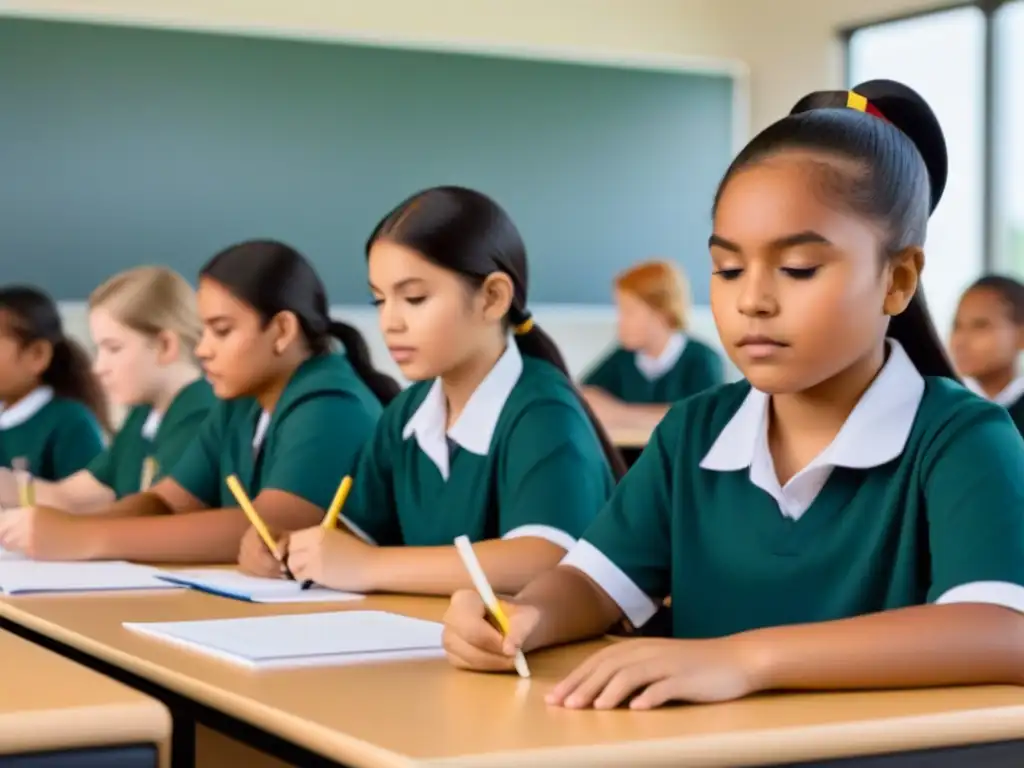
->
xmin=366 ymin=186 xmax=628 ymax=480
xmin=714 ymin=79 xmax=957 ymax=380
xmin=0 ymin=286 xmax=112 ymax=433
xmin=200 ymin=240 xmax=400 ymax=405
xmin=966 ymin=274 xmax=1024 ymax=325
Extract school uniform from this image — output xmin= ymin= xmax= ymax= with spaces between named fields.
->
xmin=86 ymin=379 xmax=215 ymax=498
xmin=169 ymin=354 xmax=381 ymax=509
xmin=562 ymin=340 xmax=1024 ymax=638
xmin=340 ymin=341 xmax=614 ymax=550
xmin=583 ymin=334 xmax=723 ymax=404
xmin=0 ymin=387 xmax=104 ymax=481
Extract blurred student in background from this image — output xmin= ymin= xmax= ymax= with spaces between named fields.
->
xmin=951 ymin=274 xmax=1024 ymax=436
xmin=0 ymin=267 xmax=214 ymax=510
xmin=582 ymin=260 xmax=723 ymax=432
xmin=0 ymin=241 xmax=396 ymax=562
xmin=0 ymin=286 xmax=108 ymax=482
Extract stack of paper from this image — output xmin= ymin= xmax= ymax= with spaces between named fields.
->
xmin=0 ymin=561 xmax=181 ymax=595
xmin=155 ymin=569 xmax=363 ymax=604
xmin=124 ymin=611 xmax=445 ymax=669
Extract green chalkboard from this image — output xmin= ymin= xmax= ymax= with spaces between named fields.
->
xmin=0 ymin=18 xmax=735 ymax=303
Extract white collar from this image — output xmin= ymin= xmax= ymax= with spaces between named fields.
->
xmin=0 ymin=387 xmax=54 ymax=430
xmin=402 ymin=340 xmax=523 ymax=480
xmin=701 ymin=339 xmax=925 ymax=473
xmin=141 ymin=409 xmax=163 ymax=440
xmin=635 ymin=333 xmax=686 ymax=381
xmin=968 ymin=376 xmax=1024 ymax=407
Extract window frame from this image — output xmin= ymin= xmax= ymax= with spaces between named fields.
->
xmin=840 ymin=0 xmax=1008 ymax=271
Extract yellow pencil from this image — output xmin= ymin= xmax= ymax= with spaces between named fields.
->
xmin=322 ymin=475 xmax=353 ymax=530
xmin=140 ymin=457 xmax=158 ymax=492
xmin=12 ymin=458 xmax=34 ymax=508
xmin=225 ymin=474 xmax=295 ymax=580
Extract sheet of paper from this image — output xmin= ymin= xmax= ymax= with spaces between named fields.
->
xmin=0 ymin=561 xmax=182 ymax=594
xmin=156 ymin=569 xmax=364 ymax=603
xmin=124 ymin=610 xmax=445 ymax=669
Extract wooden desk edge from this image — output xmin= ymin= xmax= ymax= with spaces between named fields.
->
xmin=0 ymin=701 xmax=171 ymax=767
xmin=6 ymin=601 xmax=1024 ymax=768
xmin=417 ymin=704 xmax=1024 ymax=767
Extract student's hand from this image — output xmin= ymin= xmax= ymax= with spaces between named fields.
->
xmin=546 ymin=637 xmax=761 ymax=710
xmin=287 ymin=527 xmax=378 ymax=592
xmin=0 ymin=506 xmax=95 ymax=560
xmin=237 ymin=527 xmax=288 ymax=579
xmin=442 ymin=589 xmax=541 ymax=672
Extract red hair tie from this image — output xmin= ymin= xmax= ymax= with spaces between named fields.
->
xmin=846 ymin=91 xmax=888 ymax=121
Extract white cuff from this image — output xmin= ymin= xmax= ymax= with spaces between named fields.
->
xmin=503 ymin=524 xmax=576 ymax=552
xmin=935 ymin=580 xmax=1024 ymax=614
xmin=560 ymin=540 xmax=659 ymax=628
xmin=339 ymin=515 xmax=377 ymax=546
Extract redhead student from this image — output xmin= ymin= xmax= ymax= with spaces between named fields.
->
xmin=582 ymin=260 xmax=723 ymax=431
xmin=441 ymin=81 xmax=1024 ymax=708
xmin=0 ymin=241 xmax=398 ymax=562
xmin=264 ymin=186 xmax=623 ymax=595
xmin=951 ymin=274 xmax=1024 ymax=436
xmin=0 ymin=267 xmax=214 ymax=511
xmin=0 ymin=287 xmax=108 ymax=481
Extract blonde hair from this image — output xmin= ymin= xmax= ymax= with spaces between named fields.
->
xmin=89 ymin=267 xmax=202 ymax=357
xmin=615 ymin=259 xmax=690 ymax=331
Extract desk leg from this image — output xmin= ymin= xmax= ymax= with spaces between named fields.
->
xmin=194 ymin=726 xmax=294 ymax=768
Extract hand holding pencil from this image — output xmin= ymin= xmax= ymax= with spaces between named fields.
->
xmin=225 ymin=474 xmax=295 ymax=581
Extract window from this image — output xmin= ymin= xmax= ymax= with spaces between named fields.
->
xmin=847 ymin=6 xmax=986 ymax=341
xmin=994 ymin=1 xmax=1024 ymax=276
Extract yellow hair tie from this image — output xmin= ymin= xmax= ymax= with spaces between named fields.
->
xmin=514 ymin=316 xmax=534 ymax=335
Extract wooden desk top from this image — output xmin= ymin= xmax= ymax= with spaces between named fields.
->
xmin=0 ymin=629 xmax=170 ymax=764
xmin=2 ymin=592 xmax=1024 ymax=768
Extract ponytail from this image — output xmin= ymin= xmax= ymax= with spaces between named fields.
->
xmin=327 ymin=320 xmax=401 ymax=406
xmin=45 ymin=337 xmax=113 ymax=434
xmin=888 ymin=292 xmax=958 ymax=380
xmin=513 ymin=316 xmax=628 ymax=481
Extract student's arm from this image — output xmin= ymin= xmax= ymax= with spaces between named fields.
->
xmin=544 ymin=403 xmax=1024 ymax=709
xmin=21 ymin=471 xmax=115 ymax=513
xmin=49 ymin=412 xmax=105 ymax=480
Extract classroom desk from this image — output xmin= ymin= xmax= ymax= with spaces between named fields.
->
xmin=608 ymin=425 xmax=652 ymax=450
xmin=0 ymin=629 xmax=170 ymax=768
xmin=2 ymin=592 xmax=1024 ymax=768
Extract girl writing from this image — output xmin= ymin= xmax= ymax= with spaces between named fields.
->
xmin=442 ymin=81 xmax=1024 ymax=708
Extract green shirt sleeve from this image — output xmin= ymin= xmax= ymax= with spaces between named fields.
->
xmin=261 ymin=393 xmax=377 ymax=510
xmin=582 ymin=349 xmax=621 ymax=394
xmin=153 ymin=408 xmax=213 ymax=485
xmin=50 ymin=412 xmax=105 ymax=480
xmin=168 ymin=407 xmax=225 ymax=506
xmin=338 ymin=420 xmax=401 ymax=546
xmin=498 ymin=402 xmax=612 ymax=549
xmin=926 ymin=402 xmax=1024 ymax=606
xmin=562 ymin=407 xmax=678 ymax=626
xmin=85 ymin=442 xmax=116 ymax=489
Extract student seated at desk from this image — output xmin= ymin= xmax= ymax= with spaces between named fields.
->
xmin=0 ymin=286 xmax=108 ymax=481
xmin=251 ymin=186 xmax=623 ymax=595
xmin=0 ymin=267 xmax=214 ymax=511
xmin=442 ymin=81 xmax=1024 ymax=708
xmin=0 ymin=241 xmax=398 ymax=563
xmin=951 ymin=275 xmax=1024 ymax=436
xmin=582 ymin=260 xmax=723 ymax=430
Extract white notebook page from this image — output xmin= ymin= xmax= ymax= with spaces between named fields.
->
xmin=0 ymin=561 xmax=180 ymax=594
xmin=157 ymin=569 xmax=363 ymax=603
xmin=124 ymin=610 xmax=445 ymax=669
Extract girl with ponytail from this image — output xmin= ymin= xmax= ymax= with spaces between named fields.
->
xmin=0 ymin=286 xmax=106 ymax=481
xmin=0 ymin=241 xmax=393 ymax=565
xmin=279 ymin=186 xmax=619 ymax=596
xmin=443 ymin=81 xmax=1024 ymax=707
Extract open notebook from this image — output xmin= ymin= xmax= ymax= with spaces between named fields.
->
xmin=155 ymin=569 xmax=363 ymax=604
xmin=124 ymin=610 xmax=445 ymax=669
xmin=0 ymin=561 xmax=182 ymax=595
